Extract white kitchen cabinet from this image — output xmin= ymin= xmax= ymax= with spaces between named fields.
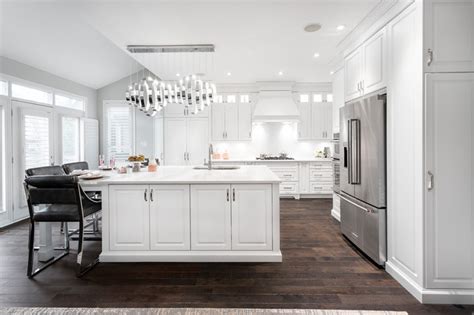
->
xmin=312 ymin=102 xmax=333 ymax=140
xmin=297 ymin=102 xmax=312 ymax=139
xmin=164 ymin=117 xmax=209 ymax=165
xmin=211 ymin=103 xmax=225 ymax=141
xmin=344 ymin=48 xmax=363 ymax=101
xmin=425 ymin=73 xmax=474 ymax=289
xmin=231 ymin=184 xmax=273 ymax=250
xmin=164 ymin=102 xmax=209 ymax=118
xmin=332 ymin=68 xmax=344 ymax=133
xmin=190 ymin=185 xmax=232 ymax=250
xmin=164 ymin=118 xmax=187 ymax=165
xmin=345 ymin=28 xmax=387 ymax=102
xmin=363 ymin=28 xmax=386 ymax=95
xmin=424 ymin=0 xmax=474 ymax=72
xmin=154 ymin=117 xmax=164 ymax=163
xmin=224 ymin=103 xmax=239 ymax=140
xmin=187 ymin=118 xmax=209 ymax=165
xmin=238 ymin=102 xmax=253 ymax=140
xmin=149 ymin=185 xmax=190 ymax=250
xmin=109 ymin=185 xmax=150 ymax=251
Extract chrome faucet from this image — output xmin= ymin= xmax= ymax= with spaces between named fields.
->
xmin=208 ymin=144 xmax=213 ymax=170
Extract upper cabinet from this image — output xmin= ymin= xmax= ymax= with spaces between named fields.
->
xmin=424 ymin=0 xmax=474 ymax=72
xmin=297 ymin=93 xmax=333 ymax=140
xmin=211 ymin=94 xmax=253 ymax=141
xmin=332 ymin=68 xmax=344 ymax=133
xmin=164 ymin=101 xmax=209 ymax=118
xmin=345 ymin=28 xmax=387 ymax=102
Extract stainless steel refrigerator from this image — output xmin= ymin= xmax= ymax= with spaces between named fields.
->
xmin=340 ymin=90 xmax=387 ymax=266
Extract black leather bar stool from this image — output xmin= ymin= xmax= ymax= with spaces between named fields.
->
xmin=24 ymin=175 xmax=101 ymax=278
xmin=25 ymin=165 xmax=66 ymax=177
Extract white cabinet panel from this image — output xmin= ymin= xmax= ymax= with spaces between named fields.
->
xmin=297 ymin=102 xmax=312 ymax=139
xmin=164 ymin=118 xmax=187 ymax=165
xmin=312 ymin=103 xmax=332 ymax=139
xmin=224 ymin=103 xmax=239 ymax=140
xmin=109 ymin=185 xmax=150 ymax=251
xmin=211 ymin=104 xmax=225 ymax=141
xmin=164 ymin=102 xmax=186 ymax=117
xmin=425 ymin=0 xmax=474 ymax=72
xmin=363 ymin=29 xmax=386 ymax=95
xmin=149 ymin=185 xmax=190 ymax=250
xmin=187 ymin=118 xmax=209 ymax=165
xmin=238 ymin=102 xmax=253 ymax=140
xmin=154 ymin=117 xmax=164 ymax=162
xmin=231 ymin=184 xmax=272 ymax=250
xmin=344 ymin=48 xmax=363 ymax=101
xmin=425 ymin=73 xmax=474 ymax=289
xmin=191 ymin=185 xmax=231 ymax=250
xmin=332 ymin=68 xmax=344 ymax=133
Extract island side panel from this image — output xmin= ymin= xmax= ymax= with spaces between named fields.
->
xmin=100 ymin=185 xmax=110 ymax=255
xmin=272 ymin=182 xmax=281 ymax=255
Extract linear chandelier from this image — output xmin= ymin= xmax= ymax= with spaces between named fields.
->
xmin=125 ymin=44 xmax=218 ymax=117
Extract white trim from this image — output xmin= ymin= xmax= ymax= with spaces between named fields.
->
xmin=331 ymin=209 xmax=341 ymax=221
xmin=387 ymin=261 xmax=474 ymax=304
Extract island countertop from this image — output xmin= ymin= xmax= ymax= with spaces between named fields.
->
xmin=80 ymin=165 xmax=281 ymax=185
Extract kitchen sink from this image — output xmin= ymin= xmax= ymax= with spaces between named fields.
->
xmin=193 ymin=165 xmax=241 ymax=170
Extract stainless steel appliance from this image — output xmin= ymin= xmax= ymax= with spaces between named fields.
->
xmin=332 ymin=132 xmax=340 ymax=160
xmin=340 ymin=91 xmax=387 ymax=266
xmin=333 ymin=158 xmax=340 ymax=194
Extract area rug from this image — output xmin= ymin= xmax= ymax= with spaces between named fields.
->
xmin=0 ymin=308 xmax=409 ymax=315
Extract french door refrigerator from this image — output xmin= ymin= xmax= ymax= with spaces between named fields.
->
xmin=340 ymin=91 xmax=387 ymax=266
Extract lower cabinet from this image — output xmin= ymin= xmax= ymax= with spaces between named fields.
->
xmin=149 ymin=185 xmax=190 ymax=250
xmin=109 ymin=185 xmax=150 ymax=251
xmin=190 ymin=185 xmax=232 ymax=250
xmin=109 ymin=183 xmax=273 ymax=252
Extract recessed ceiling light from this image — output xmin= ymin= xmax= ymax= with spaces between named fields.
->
xmin=227 ymin=72 xmax=232 ymax=76
xmin=336 ymin=25 xmax=346 ymax=31
xmin=176 ymin=73 xmax=180 ymax=77
xmin=330 ymin=71 xmax=335 ymax=75
xmin=313 ymin=53 xmax=320 ymax=58
xmin=304 ymin=23 xmax=322 ymax=33
xmin=278 ymin=71 xmax=284 ymax=76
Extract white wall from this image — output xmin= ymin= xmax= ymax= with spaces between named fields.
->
xmin=213 ymin=122 xmax=333 ymax=160
xmin=0 ymin=56 xmax=98 ymax=118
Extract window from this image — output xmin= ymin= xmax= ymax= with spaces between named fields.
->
xmin=62 ymin=117 xmax=80 ymax=163
xmin=240 ymin=94 xmax=250 ymax=103
xmin=326 ymin=94 xmax=333 ymax=102
xmin=299 ymin=94 xmax=309 ymax=103
xmin=0 ymin=80 xmax=7 ymax=96
xmin=0 ymin=107 xmax=4 ymax=212
xmin=226 ymin=95 xmax=236 ymax=103
xmin=11 ymin=83 xmax=53 ymax=104
xmin=55 ymin=93 xmax=85 ymax=111
xmin=313 ymin=94 xmax=323 ymax=103
xmin=105 ymin=104 xmax=133 ymax=161
xmin=24 ymin=115 xmax=51 ymax=169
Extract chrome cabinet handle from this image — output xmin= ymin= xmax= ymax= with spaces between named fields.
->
xmin=184 ymin=108 xmax=186 ymax=116
xmin=150 ymin=189 xmax=154 ymax=202
xmin=427 ymin=171 xmax=434 ymax=191
xmin=340 ymin=195 xmax=369 ymax=212
xmin=144 ymin=189 xmax=148 ymax=202
xmin=184 ymin=152 xmax=186 ymax=161
xmin=226 ymin=189 xmax=230 ymax=202
xmin=232 ymin=188 xmax=235 ymax=201
xmin=427 ymin=49 xmax=433 ymax=66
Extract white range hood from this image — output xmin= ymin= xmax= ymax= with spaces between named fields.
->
xmin=252 ymin=85 xmax=300 ymax=123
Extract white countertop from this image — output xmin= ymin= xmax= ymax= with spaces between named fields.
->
xmin=80 ymin=165 xmax=281 ymax=186
xmin=211 ymin=158 xmax=333 ymax=163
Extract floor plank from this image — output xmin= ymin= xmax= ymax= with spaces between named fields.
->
xmin=0 ymin=199 xmax=472 ymax=314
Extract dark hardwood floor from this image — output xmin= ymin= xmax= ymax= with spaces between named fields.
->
xmin=0 ymin=199 xmax=472 ymax=314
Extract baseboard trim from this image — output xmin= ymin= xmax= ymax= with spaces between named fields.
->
xmin=386 ymin=261 xmax=474 ymax=305
xmin=331 ymin=209 xmax=340 ymax=221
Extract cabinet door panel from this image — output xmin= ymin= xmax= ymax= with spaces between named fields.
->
xmin=238 ymin=103 xmax=252 ymax=140
xmin=164 ymin=118 xmax=187 ymax=165
xmin=191 ymin=185 xmax=231 ymax=250
xmin=211 ymin=104 xmax=225 ymax=141
xmin=231 ymin=184 xmax=273 ymax=250
xmin=311 ymin=103 xmax=324 ymax=139
xmin=164 ymin=102 xmax=186 ymax=117
xmin=426 ymin=73 xmax=474 ymax=289
xmin=425 ymin=0 xmax=474 ymax=72
xmin=363 ymin=29 xmax=386 ymax=94
xmin=298 ymin=102 xmax=312 ymax=139
xmin=149 ymin=185 xmax=190 ymax=250
xmin=344 ymin=48 xmax=363 ymax=101
xmin=225 ymin=103 xmax=239 ymax=140
xmin=109 ymin=185 xmax=150 ymax=251
xmin=187 ymin=118 xmax=209 ymax=165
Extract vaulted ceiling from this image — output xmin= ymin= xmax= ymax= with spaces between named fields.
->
xmin=0 ymin=0 xmax=379 ymax=89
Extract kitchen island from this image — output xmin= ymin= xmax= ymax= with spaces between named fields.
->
xmin=81 ymin=165 xmax=282 ymax=263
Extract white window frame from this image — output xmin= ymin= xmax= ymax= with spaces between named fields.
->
xmin=103 ymin=100 xmax=135 ymax=161
xmin=54 ymin=90 xmax=87 ymax=113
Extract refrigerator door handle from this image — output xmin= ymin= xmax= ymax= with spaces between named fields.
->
xmin=340 ymin=194 xmax=369 ymax=212
xmin=350 ymin=118 xmax=361 ymax=184
xmin=347 ymin=119 xmax=352 ymax=184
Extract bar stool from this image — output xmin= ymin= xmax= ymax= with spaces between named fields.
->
xmin=24 ymin=175 xmax=101 ymax=278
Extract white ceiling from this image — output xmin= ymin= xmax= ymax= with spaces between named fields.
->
xmin=0 ymin=0 xmax=379 ymax=88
